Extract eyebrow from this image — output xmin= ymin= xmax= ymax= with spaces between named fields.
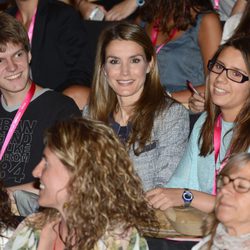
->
xmin=216 ymin=60 xmax=248 ymax=75
xmin=106 ymin=54 xmax=145 ymax=59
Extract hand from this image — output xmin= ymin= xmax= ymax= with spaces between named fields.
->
xmin=77 ymin=1 xmax=106 ymax=20
xmin=105 ymin=0 xmax=137 ymax=21
xmin=188 ymin=92 xmax=205 ymax=113
xmin=146 ymin=188 xmax=183 ymax=211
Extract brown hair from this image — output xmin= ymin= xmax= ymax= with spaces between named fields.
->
xmin=0 ymin=181 xmax=18 ymax=234
xmin=199 ymin=36 xmax=250 ymax=156
xmin=88 ymin=22 xmax=171 ymax=155
xmin=31 ymin=117 xmax=157 ymax=249
xmin=140 ymin=0 xmax=214 ymax=34
xmin=0 ymin=11 xmax=30 ymax=52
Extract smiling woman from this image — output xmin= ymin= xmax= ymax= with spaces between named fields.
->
xmin=146 ymin=35 xmax=250 ymax=215
xmin=6 ymin=117 xmax=157 ymax=249
xmin=83 ymin=22 xmax=190 ymax=192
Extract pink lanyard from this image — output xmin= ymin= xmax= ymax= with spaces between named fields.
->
xmin=16 ymin=9 xmax=37 ymax=44
xmin=150 ymin=20 xmax=178 ymax=54
xmin=213 ymin=0 xmax=219 ymax=10
xmin=212 ymin=114 xmax=229 ymax=194
xmin=0 ymin=83 xmax=36 ymax=161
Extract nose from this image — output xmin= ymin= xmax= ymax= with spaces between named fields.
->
xmin=215 ymin=68 xmax=228 ymax=83
xmin=120 ymin=62 xmax=129 ymax=76
xmin=219 ymin=181 xmax=235 ymax=195
xmin=32 ymin=159 xmax=45 ymax=178
xmin=6 ymin=58 xmax=17 ymax=72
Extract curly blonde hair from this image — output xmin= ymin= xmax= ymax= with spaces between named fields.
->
xmin=31 ymin=117 xmax=157 ymax=249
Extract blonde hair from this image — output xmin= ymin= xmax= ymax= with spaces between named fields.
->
xmin=30 ymin=117 xmax=157 ymax=249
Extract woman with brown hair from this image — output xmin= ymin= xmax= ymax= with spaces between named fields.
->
xmin=6 ymin=117 xmax=156 ymax=249
xmin=147 ymin=36 xmax=250 ymax=213
xmin=83 ymin=22 xmax=189 ymax=192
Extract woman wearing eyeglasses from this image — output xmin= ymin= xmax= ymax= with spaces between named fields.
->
xmin=146 ymin=35 xmax=250 ymax=214
xmin=193 ymin=153 xmax=250 ymax=249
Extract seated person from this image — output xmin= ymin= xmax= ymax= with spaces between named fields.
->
xmin=147 ymin=36 xmax=250 ymax=213
xmin=193 ymin=152 xmax=250 ymax=249
xmin=140 ymin=0 xmax=222 ymax=104
xmin=0 ymin=181 xmax=18 ymax=248
xmin=0 ymin=12 xmax=81 ymax=213
xmin=6 ymin=117 xmax=157 ymax=249
xmin=189 ymin=0 xmax=249 ymax=113
xmin=7 ymin=0 xmax=91 ymax=109
xmin=83 ymin=22 xmax=189 ymax=192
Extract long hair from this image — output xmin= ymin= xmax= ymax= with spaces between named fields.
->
xmin=232 ymin=1 xmax=250 ymax=38
xmin=88 ymin=22 xmax=171 ymax=155
xmin=199 ymin=36 xmax=250 ymax=156
xmin=0 ymin=181 xmax=18 ymax=235
xmin=30 ymin=118 xmax=158 ymax=249
xmin=140 ymin=0 xmax=214 ymax=33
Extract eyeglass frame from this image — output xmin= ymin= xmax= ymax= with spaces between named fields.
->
xmin=207 ymin=60 xmax=249 ymax=84
xmin=217 ymin=174 xmax=250 ymax=193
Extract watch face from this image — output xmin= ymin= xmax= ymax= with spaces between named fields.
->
xmin=183 ymin=191 xmax=193 ymax=202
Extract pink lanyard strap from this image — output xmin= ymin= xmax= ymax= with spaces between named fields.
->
xmin=150 ymin=20 xmax=178 ymax=54
xmin=16 ymin=9 xmax=37 ymax=44
xmin=213 ymin=0 xmax=219 ymax=10
xmin=0 ymin=83 xmax=36 ymax=161
xmin=212 ymin=114 xmax=230 ymax=194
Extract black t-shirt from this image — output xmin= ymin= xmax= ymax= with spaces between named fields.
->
xmin=0 ymin=90 xmax=81 ymax=187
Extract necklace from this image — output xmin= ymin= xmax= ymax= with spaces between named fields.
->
xmin=53 ymin=221 xmax=65 ymax=250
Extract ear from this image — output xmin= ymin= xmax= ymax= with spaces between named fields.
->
xmin=146 ymin=58 xmax=153 ymax=74
xmin=102 ymin=67 xmax=107 ymax=77
xmin=28 ymin=51 xmax=32 ymax=64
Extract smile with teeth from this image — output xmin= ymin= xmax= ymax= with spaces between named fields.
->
xmin=40 ymin=183 xmax=45 ymax=190
xmin=214 ymin=87 xmax=227 ymax=93
xmin=117 ymin=79 xmax=134 ymax=85
xmin=5 ymin=72 xmax=22 ymax=80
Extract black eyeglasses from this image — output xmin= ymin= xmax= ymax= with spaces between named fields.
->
xmin=207 ymin=60 xmax=249 ymax=84
xmin=217 ymin=174 xmax=250 ymax=193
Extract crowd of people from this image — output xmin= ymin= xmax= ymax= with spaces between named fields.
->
xmin=0 ymin=0 xmax=250 ymax=249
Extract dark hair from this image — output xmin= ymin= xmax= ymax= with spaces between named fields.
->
xmin=88 ymin=22 xmax=171 ymax=155
xmin=140 ymin=0 xmax=214 ymax=33
xmin=0 ymin=181 xmax=18 ymax=234
xmin=199 ymin=36 xmax=250 ymax=156
xmin=0 ymin=11 xmax=30 ymax=52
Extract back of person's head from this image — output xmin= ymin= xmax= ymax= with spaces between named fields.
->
xmin=0 ymin=11 xmax=30 ymax=52
xmin=140 ymin=0 xmax=214 ymax=32
xmin=44 ymin=117 xmax=157 ymax=249
xmin=200 ymin=36 xmax=250 ymax=156
xmin=0 ymin=181 xmax=18 ymax=233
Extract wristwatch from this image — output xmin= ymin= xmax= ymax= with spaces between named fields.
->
xmin=182 ymin=188 xmax=193 ymax=207
xmin=136 ymin=0 xmax=145 ymax=7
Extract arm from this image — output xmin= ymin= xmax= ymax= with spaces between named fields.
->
xmin=231 ymin=0 xmax=247 ymax=16
xmin=7 ymin=182 xmax=38 ymax=201
xmin=153 ymin=103 xmax=190 ymax=187
xmin=146 ymin=187 xmax=216 ymax=213
xmin=74 ymin=0 xmax=107 ymax=19
xmin=105 ymin=0 xmax=138 ymax=21
xmin=198 ymin=12 xmax=222 ymax=76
